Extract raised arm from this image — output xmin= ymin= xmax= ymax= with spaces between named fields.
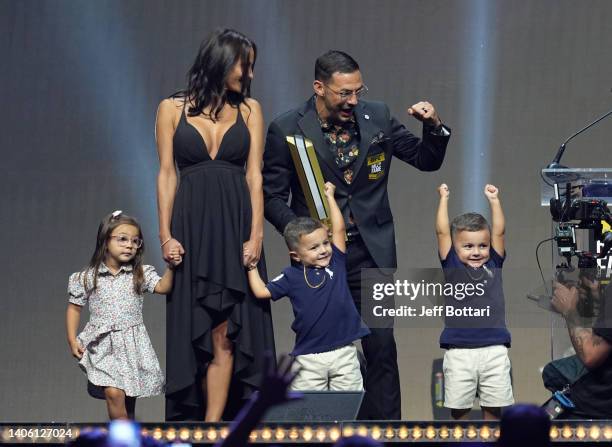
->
xmin=247 ymin=267 xmax=272 ymax=299
xmin=436 ymin=183 xmax=452 ymax=259
xmin=391 ymin=101 xmax=450 ymax=171
xmin=323 ymin=182 xmax=346 ymax=252
xmin=243 ymin=99 xmax=265 ymax=268
xmin=156 ymin=98 xmax=185 ymax=262
xmin=484 ymin=184 xmax=505 ymax=256
xmin=262 ymin=121 xmax=298 ymax=233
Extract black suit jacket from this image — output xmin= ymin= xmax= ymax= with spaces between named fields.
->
xmin=263 ymin=97 xmax=450 ymax=269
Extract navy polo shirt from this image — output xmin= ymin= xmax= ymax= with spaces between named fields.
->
xmin=266 ymin=244 xmax=370 ymax=356
xmin=440 ymin=246 xmax=511 ymax=348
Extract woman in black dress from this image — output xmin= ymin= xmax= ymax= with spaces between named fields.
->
xmin=155 ymin=28 xmax=275 ymax=421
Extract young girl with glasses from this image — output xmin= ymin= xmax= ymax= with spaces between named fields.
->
xmin=65 ymin=211 xmax=181 ymax=419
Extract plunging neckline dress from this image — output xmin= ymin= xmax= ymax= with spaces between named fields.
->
xmin=165 ymin=102 xmax=275 ymax=420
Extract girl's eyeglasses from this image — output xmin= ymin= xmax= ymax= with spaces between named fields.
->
xmin=110 ymin=235 xmax=143 ymax=248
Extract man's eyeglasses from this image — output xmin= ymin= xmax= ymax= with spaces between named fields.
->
xmin=324 ymin=84 xmax=368 ymax=100
xmin=110 ymin=235 xmax=143 ymax=248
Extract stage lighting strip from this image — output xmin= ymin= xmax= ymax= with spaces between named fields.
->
xmin=139 ymin=424 xmax=344 ymax=444
xmin=2 ymin=422 xmax=612 ymax=443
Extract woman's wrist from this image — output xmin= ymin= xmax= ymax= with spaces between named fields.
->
xmin=161 ymin=237 xmax=172 ymax=247
xmin=159 ymin=230 xmax=172 ymax=243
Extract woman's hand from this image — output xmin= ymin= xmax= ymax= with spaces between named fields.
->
xmin=69 ymin=339 xmax=85 ymax=360
xmin=162 ymin=238 xmax=185 ymax=264
xmin=243 ymin=237 xmax=263 ymax=270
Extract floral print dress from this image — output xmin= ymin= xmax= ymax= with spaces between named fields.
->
xmin=68 ymin=264 xmax=165 ymax=398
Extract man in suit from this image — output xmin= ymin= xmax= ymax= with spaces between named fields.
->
xmin=262 ymin=50 xmax=450 ymax=419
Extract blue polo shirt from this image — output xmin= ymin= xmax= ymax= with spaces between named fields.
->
xmin=440 ymin=246 xmax=511 ymax=348
xmin=266 ymin=244 xmax=370 ymax=356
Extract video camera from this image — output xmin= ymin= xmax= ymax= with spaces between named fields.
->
xmin=550 ymin=182 xmax=612 ymax=270
xmin=547 ymin=182 xmax=612 ymax=317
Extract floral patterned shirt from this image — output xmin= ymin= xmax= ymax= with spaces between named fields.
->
xmin=68 ymin=263 xmax=161 ymax=330
xmin=319 ymin=116 xmax=361 ymax=185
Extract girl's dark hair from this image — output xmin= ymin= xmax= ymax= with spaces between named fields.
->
xmin=80 ymin=211 xmax=145 ymax=297
xmin=183 ymin=28 xmax=256 ymax=121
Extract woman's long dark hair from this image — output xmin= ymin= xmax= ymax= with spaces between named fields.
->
xmin=80 ymin=211 xmax=145 ymax=297
xmin=184 ymin=28 xmax=256 ymax=121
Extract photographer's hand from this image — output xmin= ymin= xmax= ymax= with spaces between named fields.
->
xmin=551 ymin=281 xmax=579 ymax=320
xmin=580 ymin=276 xmax=601 ymax=299
xmin=552 ymin=280 xmax=612 ymax=369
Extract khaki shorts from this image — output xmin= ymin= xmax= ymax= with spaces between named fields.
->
xmin=443 ymin=345 xmax=514 ymax=409
xmin=291 ymin=344 xmax=363 ymax=391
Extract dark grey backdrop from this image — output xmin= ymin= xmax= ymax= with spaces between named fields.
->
xmin=1 ymin=0 xmax=611 ymax=421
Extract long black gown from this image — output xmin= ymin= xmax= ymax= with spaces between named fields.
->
xmin=165 ymin=102 xmax=275 ymax=420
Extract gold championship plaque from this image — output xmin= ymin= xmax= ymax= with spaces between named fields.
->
xmin=286 ymin=135 xmax=332 ymax=230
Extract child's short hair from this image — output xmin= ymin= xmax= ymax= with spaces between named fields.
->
xmin=283 ymin=217 xmax=325 ymax=251
xmin=450 ymin=212 xmax=490 ymax=238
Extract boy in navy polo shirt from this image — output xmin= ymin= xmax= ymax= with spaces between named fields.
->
xmin=248 ymin=182 xmax=369 ymax=390
xmin=435 ymin=183 xmax=514 ymax=420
